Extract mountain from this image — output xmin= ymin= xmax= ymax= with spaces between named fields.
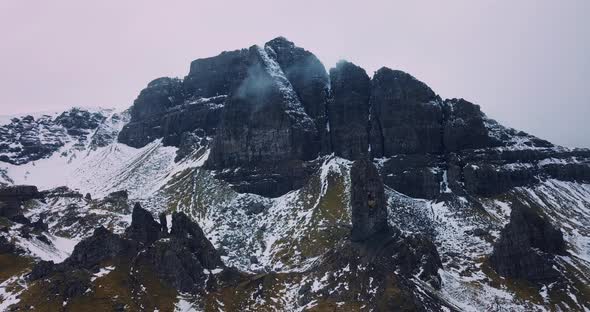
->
xmin=0 ymin=37 xmax=589 ymax=311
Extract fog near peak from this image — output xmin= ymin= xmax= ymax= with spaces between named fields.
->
xmin=0 ymin=0 xmax=588 ymax=148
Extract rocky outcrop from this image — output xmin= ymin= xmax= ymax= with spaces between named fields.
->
xmin=124 ymin=203 xmax=162 ymax=245
xmin=463 ymin=164 xmax=538 ymax=197
xmin=135 ymin=212 xmax=226 ymax=292
xmin=378 ymin=154 xmax=442 ymax=199
xmin=29 ymin=208 xmax=226 ymax=295
xmin=369 ymin=68 xmax=442 ymax=157
xmin=266 ymin=37 xmax=331 ymax=153
xmin=183 ymin=49 xmax=250 ymax=98
xmin=328 ymin=61 xmax=371 ymax=160
xmin=0 ymin=185 xmax=41 ymax=218
xmin=118 ymin=48 xmax=252 ymax=149
xmin=174 ymin=128 xmax=210 ymax=161
xmin=205 ymin=45 xmax=322 ymax=197
xmin=350 ymin=159 xmax=388 ymax=241
xmin=0 ymin=235 xmax=17 ymax=254
xmin=307 ymin=230 xmax=443 ymax=311
xmin=0 ymin=109 xmax=108 ymax=165
xmin=55 ymin=108 xmax=106 ymax=135
xmin=490 ymin=205 xmax=567 ymax=282
xmin=118 ymin=77 xmax=224 ymax=148
xmin=442 ymin=99 xmax=493 ymax=151
xmin=112 ymin=36 xmax=590 ymax=203
xmin=207 ymin=45 xmax=318 ymax=168
xmin=212 ymin=160 xmax=320 ymax=198
xmin=65 ymin=226 xmax=138 ymax=270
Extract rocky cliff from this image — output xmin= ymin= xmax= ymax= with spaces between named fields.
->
xmin=1 ymin=37 xmax=589 ymax=311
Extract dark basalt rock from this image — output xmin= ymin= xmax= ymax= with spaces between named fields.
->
xmin=118 ymin=49 xmax=248 ymax=148
xmin=174 ymin=129 xmax=209 ymax=162
xmin=133 ymin=212 xmax=226 ymax=293
xmin=394 ymin=234 xmax=443 ymax=288
xmin=159 ymin=212 xmax=168 ymax=234
xmin=0 ymin=235 xmax=16 ymax=253
xmin=132 ymin=77 xmax=185 ymax=122
xmin=183 ymin=49 xmax=250 ymax=98
xmin=113 ymin=36 xmax=590 ymax=203
xmin=0 ymin=185 xmax=41 ymax=218
xmin=0 ymin=185 xmax=39 ymax=199
xmin=55 ymin=108 xmax=106 ymax=131
xmin=310 ymin=230 xmax=444 ymax=310
xmin=104 ymin=190 xmax=128 ymax=203
xmin=543 ymin=163 xmax=590 ymax=183
xmin=29 ymin=260 xmax=55 ymax=280
xmin=64 ymin=226 xmax=138 ymax=270
xmin=30 ymin=208 xmax=227 ymax=296
xmin=169 ymin=212 xmax=223 ymax=270
xmin=124 ymin=203 xmax=161 ymax=245
xmin=463 ymin=164 xmax=539 ymax=197
xmin=118 ymin=77 xmax=224 ymax=148
xmin=10 ymin=214 xmax=31 ymax=225
xmin=442 ymin=99 xmax=493 ymax=151
xmin=369 ymin=68 xmax=442 ymax=157
xmin=31 ymin=216 xmax=48 ymax=232
xmin=378 ymin=154 xmax=442 ymax=199
xmin=207 ymin=46 xmax=319 ymax=168
xmin=490 ymin=205 xmax=567 ymax=282
xmin=0 ymin=108 xmax=108 ymax=165
xmin=41 ymin=186 xmax=83 ymax=199
xmin=212 ymin=159 xmax=320 ymax=198
xmin=265 ymin=37 xmax=330 ymax=153
xmin=90 ymin=112 xmax=128 ymax=149
xmin=350 ymin=159 xmax=388 ymax=241
xmin=328 ymin=61 xmax=371 ymax=160
xmin=205 ymin=45 xmax=321 ymax=197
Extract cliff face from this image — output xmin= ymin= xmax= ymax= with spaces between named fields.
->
xmin=115 ymin=37 xmax=590 ymax=200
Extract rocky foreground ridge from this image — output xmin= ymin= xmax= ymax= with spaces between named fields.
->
xmin=0 ymin=37 xmax=589 ymax=311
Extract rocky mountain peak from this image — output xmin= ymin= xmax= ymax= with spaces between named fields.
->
xmin=1 ymin=37 xmax=590 ymax=311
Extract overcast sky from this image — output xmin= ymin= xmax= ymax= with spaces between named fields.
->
xmin=1 ymin=1 xmax=588 ymax=148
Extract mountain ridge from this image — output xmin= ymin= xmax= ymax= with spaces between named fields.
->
xmin=0 ymin=37 xmax=589 ymax=311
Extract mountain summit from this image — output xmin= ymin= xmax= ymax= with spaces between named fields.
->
xmin=0 ymin=37 xmax=589 ymax=311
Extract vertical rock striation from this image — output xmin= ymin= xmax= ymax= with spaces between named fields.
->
xmin=328 ymin=61 xmax=371 ymax=160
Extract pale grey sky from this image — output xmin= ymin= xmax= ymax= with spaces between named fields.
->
xmin=1 ymin=0 xmax=588 ymax=148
